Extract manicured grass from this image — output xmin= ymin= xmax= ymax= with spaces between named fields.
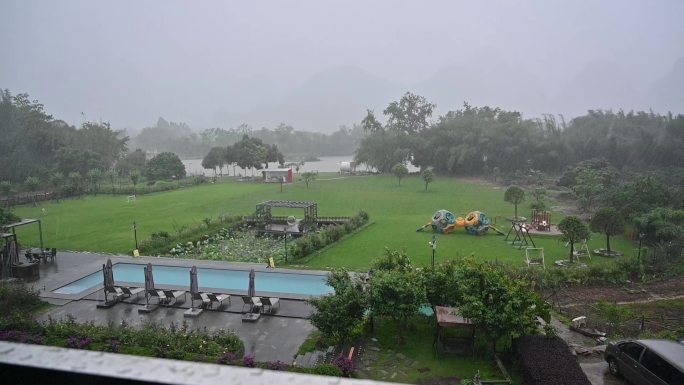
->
xmin=13 ymin=174 xmax=635 ymax=270
xmin=359 ymin=317 xmax=506 ymax=384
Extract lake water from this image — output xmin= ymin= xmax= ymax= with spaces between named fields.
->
xmin=183 ymin=155 xmax=418 ymax=176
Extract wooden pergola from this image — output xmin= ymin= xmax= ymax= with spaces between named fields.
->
xmin=2 ymin=218 xmax=44 ymax=250
xmin=434 ymin=306 xmax=475 ymax=356
xmin=254 ymin=200 xmax=318 ymax=232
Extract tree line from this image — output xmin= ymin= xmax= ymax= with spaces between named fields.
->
xmin=131 ymin=118 xmax=364 ymax=159
xmin=355 ymin=92 xmax=684 ymax=175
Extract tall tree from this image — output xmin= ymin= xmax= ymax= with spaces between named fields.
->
xmin=302 ymin=172 xmax=317 ymax=188
xmin=589 ymin=207 xmax=625 ymax=253
xmin=504 ymin=186 xmax=525 ymax=219
xmin=391 ymin=163 xmax=408 ymax=186
xmin=573 ymin=168 xmax=604 ymax=212
xmin=421 ymin=169 xmax=434 ymax=191
xmin=144 ymin=152 xmax=186 ymax=181
xmin=201 ymin=147 xmax=225 ymax=176
xmin=383 ymin=92 xmax=435 ymax=134
xmin=361 ymin=109 xmax=383 ymax=132
xmin=369 ymin=269 xmax=425 ymax=343
xmin=130 ymin=171 xmax=140 ymax=194
xmin=48 ymin=172 xmax=63 ymax=201
xmin=308 ymin=270 xmax=368 ymax=345
xmin=86 ymin=169 xmax=102 ymax=195
xmin=24 ymin=176 xmax=40 ymax=205
xmin=558 ymin=216 xmax=590 ymax=263
xmin=0 ymin=181 xmax=12 ymax=200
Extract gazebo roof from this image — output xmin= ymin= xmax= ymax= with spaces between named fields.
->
xmin=257 ymin=200 xmax=316 ymax=209
xmin=435 ymin=306 xmax=474 ymax=328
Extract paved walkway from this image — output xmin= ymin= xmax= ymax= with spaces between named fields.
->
xmin=550 ymin=317 xmax=627 ymax=385
xmin=24 ymin=251 xmax=320 ymax=363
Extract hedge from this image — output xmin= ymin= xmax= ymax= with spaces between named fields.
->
xmin=513 ymin=335 xmax=591 ymax=385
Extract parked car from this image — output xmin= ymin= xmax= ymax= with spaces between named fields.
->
xmin=605 ymin=339 xmax=684 ymax=385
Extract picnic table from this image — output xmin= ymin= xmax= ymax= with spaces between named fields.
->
xmin=25 ymin=248 xmax=55 ymax=263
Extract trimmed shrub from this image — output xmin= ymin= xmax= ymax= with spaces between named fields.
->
xmin=288 ymin=211 xmax=369 ymax=259
xmin=514 ymin=335 xmax=591 ymax=385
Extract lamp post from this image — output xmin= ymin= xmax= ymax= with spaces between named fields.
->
xmin=429 ymin=235 xmax=437 ymax=267
xmin=132 ymin=221 xmax=138 ymax=250
xmin=283 ymin=230 xmax=288 ymax=262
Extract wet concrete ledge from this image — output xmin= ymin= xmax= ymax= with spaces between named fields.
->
xmin=0 ymin=341 xmax=397 ymax=385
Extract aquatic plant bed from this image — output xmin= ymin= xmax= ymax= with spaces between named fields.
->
xmin=169 ymin=228 xmax=286 ymax=263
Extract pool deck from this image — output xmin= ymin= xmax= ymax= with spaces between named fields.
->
xmin=24 ymin=251 xmax=323 ymax=363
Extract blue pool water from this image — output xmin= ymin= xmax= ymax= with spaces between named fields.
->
xmin=53 ymin=263 xmax=333 ymax=296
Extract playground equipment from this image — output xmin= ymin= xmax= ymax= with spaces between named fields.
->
xmin=416 ymin=209 xmax=504 ymax=236
xmin=504 ymin=219 xmax=536 ymax=249
xmin=531 ymin=209 xmax=551 ymax=231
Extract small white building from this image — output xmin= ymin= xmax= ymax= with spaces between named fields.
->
xmin=262 ymin=168 xmax=293 ymax=183
xmin=340 ymin=161 xmax=357 ymax=174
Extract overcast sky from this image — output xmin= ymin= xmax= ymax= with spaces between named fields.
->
xmin=1 ymin=0 xmax=683 ymax=132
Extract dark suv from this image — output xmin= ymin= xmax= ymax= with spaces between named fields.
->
xmin=605 ymin=339 xmax=684 ymax=385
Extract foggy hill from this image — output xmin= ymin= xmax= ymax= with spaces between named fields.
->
xmin=643 ymin=57 xmax=684 ymax=114
xmin=413 ymin=59 xmax=550 ymax=119
xmin=215 ymin=60 xmax=682 ymax=132
xmin=237 ymin=66 xmax=403 ymax=132
xmin=552 ymin=60 xmax=643 ymax=117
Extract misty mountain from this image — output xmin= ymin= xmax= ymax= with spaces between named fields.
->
xmin=214 ymin=59 xmax=682 ymax=133
xmin=413 ymin=59 xmax=550 ymax=118
xmin=643 ymin=57 xmax=684 ymax=114
xmin=552 ymin=60 xmax=644 ymax=117
xmin=234 ymin=66 xmax=403 ymax=133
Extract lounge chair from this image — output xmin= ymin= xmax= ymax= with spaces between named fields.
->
xmin=105 ymin=286 xmax=124 ymax=301
xmin=260 ymin=297 xmax=280 ymax=314
xmin=147 ymin=289 xmax=167 ymax=304
xmin=206 ymin=293 xmax=230 ymax=309
xmin=118 ymin=286 xmax=144 ymax=299
xmin=194 ymin=292 xmax=211 ymax=308
xmin=162 ymin=290 xmax=186 ymax=305
xmin=241 ymin=296 xmax=262 ymax=313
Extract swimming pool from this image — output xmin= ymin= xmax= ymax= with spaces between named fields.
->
xmin=53 ymin=263 xmax=333 ymax=296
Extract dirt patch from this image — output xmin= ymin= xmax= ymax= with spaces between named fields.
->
xmin=548 ymin=273 xmax=684 ymax=336
xmin=553 ymin=274 xmax=684 ymax=306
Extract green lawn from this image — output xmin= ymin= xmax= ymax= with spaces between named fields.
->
xmin=13 ymin=174 xmax=635 ymax=270
xmin=357 ymin=317 xmax=507 ymax=384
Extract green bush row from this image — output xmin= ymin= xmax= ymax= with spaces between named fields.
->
xmin=287 ymin=211 xmax=369 ymax=259
xmin=96 ymin=176 xmax=207 ymax=196
xmin=504 ymin=255 xmax=684 ymax=288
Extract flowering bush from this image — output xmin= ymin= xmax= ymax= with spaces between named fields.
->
xmin=242 ymin=354 xmax=256 ymax=368
xmin=217 ymin=351 xmax=237 ymax=365
xmin=0 ymin=330 xmax=44 ymax=344
xmin=267 ymin=360 xmax=288 ymax=371
xmin=332 ymin=354 xmax=355 ymax=377
xmin=65 ymin=336 xmax=92 ymax=349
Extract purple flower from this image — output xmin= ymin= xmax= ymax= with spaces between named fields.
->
xmin=242 ymin=354 xmax=256 ymax=368
xmin=217 ymin=351 xmax=237 ymax=365
xmin=333 ymin=354 xmax=355 ymax=377
xmin=267 ymin=360 xmax=288 ymax=371
xmin=66 ymin=336 xmax=92 ymax=350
